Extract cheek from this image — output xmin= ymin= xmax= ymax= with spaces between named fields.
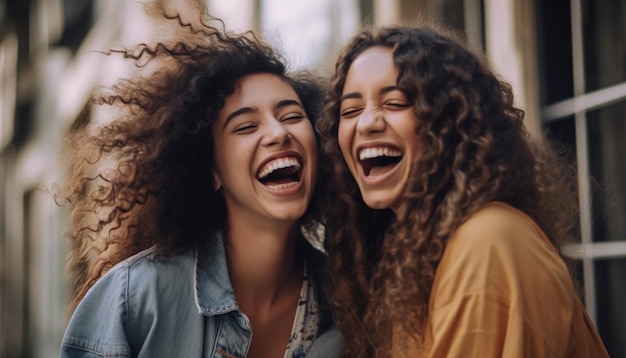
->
xmin=304 ymin=124 xmax=318 ymax=149
xmin=295 ymin=125 xmax=318 ymax=158
xmin=403 ymin=132 xmax=423 ymax=165
xmin=394 ymin=113 xmax=421 ymax=154
xmin=213 ymin=138 xmax=250 ymax=177
xmin=305 ymin=136 xmax=319 ymax=171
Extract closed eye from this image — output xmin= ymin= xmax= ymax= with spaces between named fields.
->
xmin=281 ymin=113 xmax=307 ymax=123
xmin=232 ymin=123 xmax=257 ymax=134
xmin=384 ymin=101 xmax=411 ymax=110
xmin=340 ymin=107 xmax=363 ymax=118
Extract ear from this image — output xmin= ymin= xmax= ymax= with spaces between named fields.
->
xmin=213 ymin=170 xmax=222 ymax=191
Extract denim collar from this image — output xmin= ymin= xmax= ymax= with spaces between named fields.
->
xmin=193 ymin=229 xmax=327 ymax=317
xmin=194 ymin=231 xmax=239 ymax=316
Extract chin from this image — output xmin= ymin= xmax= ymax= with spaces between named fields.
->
xmin=271 ymin=206 xmax=308 ymax=221
xmin=362 ymin=197 xmax=393 ymax=210
xmin=361 ymin=188 xmax=403 ymax=210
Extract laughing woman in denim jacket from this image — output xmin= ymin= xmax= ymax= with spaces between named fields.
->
xmin=57 ymin=8 xmax=334 ymax=358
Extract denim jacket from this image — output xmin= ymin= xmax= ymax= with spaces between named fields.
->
xmin=60 ymin=232 xmax=338 ymax=358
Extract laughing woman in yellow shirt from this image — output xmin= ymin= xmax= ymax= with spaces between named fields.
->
xmin=316 ymin=25 xmax=609 ymax=357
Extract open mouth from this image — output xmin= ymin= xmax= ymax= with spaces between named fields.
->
xmin=256 ymin=156 xmax=302 ymax=190
xmin=358 ymin=146 xmax=403 ymax=177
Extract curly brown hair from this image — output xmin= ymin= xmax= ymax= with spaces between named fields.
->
xmin=316 ymin=25 xmax=579 ymax=357
xmin=56 ymin=7 xmax=327 ymax=314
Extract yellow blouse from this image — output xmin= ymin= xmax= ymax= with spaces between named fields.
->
xmin=394 ymin=202 xmax=608 ymax=357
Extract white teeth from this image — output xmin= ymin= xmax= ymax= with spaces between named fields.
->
xmin=358 ymin=147 xmax=402 ymax=160
xmin=266 ymin=182 xmax=299 ymax=190
xmin=257 ymin=157 xmax=301 ymax=179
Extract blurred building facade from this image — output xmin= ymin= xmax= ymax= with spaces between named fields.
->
xmin=0 ymin=0 xmax=624 ymax=356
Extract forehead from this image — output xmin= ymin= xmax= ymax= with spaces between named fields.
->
xmin=344 ymin=46 xmax=398 ymax=89
xmin=226 ymin=73 xmax=298 ymax=106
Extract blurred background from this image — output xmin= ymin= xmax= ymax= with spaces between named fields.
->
xmin=0 ymin=0 xmax=624 ymax=356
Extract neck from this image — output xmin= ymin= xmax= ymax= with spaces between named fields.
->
xmin=225 ymin=215 xmax=302 ymax=309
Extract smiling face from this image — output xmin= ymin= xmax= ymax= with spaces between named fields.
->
xmin=338 ymin=46 xmax=422 ymax=212
xmin=212 ymin=73 xmax=318 ymax=227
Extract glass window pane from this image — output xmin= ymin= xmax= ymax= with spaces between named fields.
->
xmin=582 ymin=0 xmax=626 ymax=92
xmin=536 ymin=0 xmax=574 ymax=105
xmin=594 ymin=258 xmax=626 ymax=357
xmin=587 ymin=100 xmax=626 ymax=243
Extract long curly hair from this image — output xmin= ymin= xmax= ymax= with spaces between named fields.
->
xmin=316 ymin=25 xmax=578 ymax=357
xmin=57 ymin=7 xmax=327 ymax=314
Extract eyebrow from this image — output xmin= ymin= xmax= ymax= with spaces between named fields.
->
xmin=223 ymin=99 xmax=304 ymax=128
xmin=340 ymin=85 xmax=401 ymax=102
xmin=223 ymin=107 xmax=255 ymax=128
xmin=276 ymin=99 xmax=304 ymax=110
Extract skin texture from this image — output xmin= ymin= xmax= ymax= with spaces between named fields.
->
xmin=213 ymin=73 xmax=318 ymax=227
xmin=316 ymin=26 xmax=578 ymax=357
xmin=338 ymin=46 xmax=422 ymax=212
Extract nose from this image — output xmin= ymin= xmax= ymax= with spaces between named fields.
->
xmin=262 ymin=119 xmax=291 ymax=146
xmin=356 ymin=107 xmax=385 ymax=136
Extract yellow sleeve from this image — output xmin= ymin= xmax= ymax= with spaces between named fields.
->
xmin=425 ymin=203 xmax=578 ymax=358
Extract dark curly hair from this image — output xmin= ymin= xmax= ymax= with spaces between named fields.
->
xmin=316 ymin=25 xmax=578 ymax=357
xmin=57 ymin=7 xmax=327 ymax=314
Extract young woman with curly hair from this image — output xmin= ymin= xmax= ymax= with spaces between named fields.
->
xmin=317 ymin=25 xmax=608 ymax=357
xmin=58 ymin=9 xmax=334 ymax=358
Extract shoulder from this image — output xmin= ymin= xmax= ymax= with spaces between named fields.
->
xmin=76 ymin=246 xmax=197 ymax=302
xmin=427 ymin=203 xmax=590 ymax=357
xmin=62 ymin=247 xmax=198 ymax=356
xmin=434 ymin=201 xmax=573 ymax=300
xmin=121 ymin=246 xmax=196 ymax=284
xmin=121 ymin=245 xmax=195 ymax=272
xmin=68 ymin=246 xmax=197 ymax=315
xmin=447 ymin=201 xmax=554 ymax=259
xmin=114 ymin=247 xmax=197 ymax=319
xmin=455 ymin=202 xmax=537 ymax=238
